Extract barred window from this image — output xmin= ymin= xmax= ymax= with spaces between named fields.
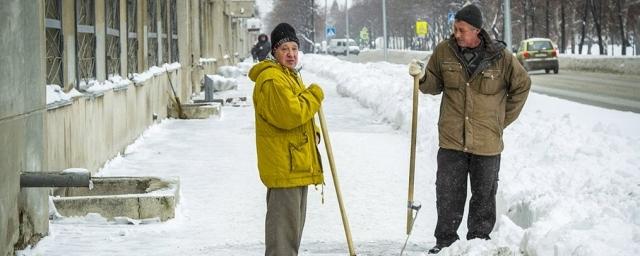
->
xmin=76 ymin=0 xmax=96 ymax=84
xmin=127 ymin=0 xmax=138 ymax=75
xmin=170 ymin=0 xmax=178 ymax=62
xmin=147 ymin=0 xmax=158 ymax=68
xmin=106 ymin=0 xmax=120 ymax=77
xmin=45 ymin=0 xmax=63 ymax=87
xmin=160 ymin=0 xmax=168 ymax=64
xmin=199 ymin=1 xmax=205 ymax=55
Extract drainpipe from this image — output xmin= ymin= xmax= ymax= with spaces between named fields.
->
xmin=20 ymin=171 xmax=91 ymax=188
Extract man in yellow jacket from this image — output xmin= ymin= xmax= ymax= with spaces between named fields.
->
xmin=249 ymin=22 xmax=324 ymax=256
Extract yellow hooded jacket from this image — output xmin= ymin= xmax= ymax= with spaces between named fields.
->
xmin=249 ymin=60 xmax=324 ymax=188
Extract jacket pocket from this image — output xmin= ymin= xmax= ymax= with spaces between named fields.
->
xmin=289 ymin=135 xmax=312 ymax=173
xmin=441 ymin=62 xmax=462 ymax=89
xmin=479 ymin=70 xmax=504 ymax=95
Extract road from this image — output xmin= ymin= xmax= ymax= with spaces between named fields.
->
xmin=528 ymin=70 xmax=640 ymax=113
xmin=337 ymin=50 xmax=640 ymax=113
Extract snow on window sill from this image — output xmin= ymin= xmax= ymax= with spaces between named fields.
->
xmin=131 ymin=62 xmax=182 ymax=84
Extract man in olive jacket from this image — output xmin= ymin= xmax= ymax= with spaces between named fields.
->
xmin=409 ymin=4 xmax=531 ymax=254
xmin=249 ymin=23 xmax=324 ymax=256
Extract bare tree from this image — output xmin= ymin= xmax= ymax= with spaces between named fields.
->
xmin=616 ymin=0 xmax=628 ymax=55
xmin=590 ymin=0 xmax=605 ymax=54
xmin=579 ymin=0 xmax=589 ymax=54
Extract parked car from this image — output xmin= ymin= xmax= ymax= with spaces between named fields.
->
xmin=515 ymin=37 xmax=559 ymax=74
xmin=327 ymin=38 xmax=360 ymax=55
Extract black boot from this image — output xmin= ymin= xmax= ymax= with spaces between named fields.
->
xmin=427 ymin=244 xmax=444 ymax=254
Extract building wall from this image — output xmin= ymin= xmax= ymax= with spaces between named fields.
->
xmin=45 ymin=73 xmax=176 ymax=173
xmin=0 ymin=1 xmax=47 ymax=255
xmin=1 ymin=0 xmax=256 ymax=253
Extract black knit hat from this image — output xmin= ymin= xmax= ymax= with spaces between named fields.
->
xmin=455 ymin=4 xmax=483 ymax=29
xmin=270 ymin=23 xmax=299 ymax=51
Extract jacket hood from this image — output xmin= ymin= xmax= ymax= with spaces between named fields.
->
xmin=249 ymin=60 xmax=280 ymax=82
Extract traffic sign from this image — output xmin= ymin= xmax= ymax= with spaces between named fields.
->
xmin=416 ymin=21 xmax=428 ymax=37
xmin=360 ymin=27 xmax=369 ymax=41
xmin=326 ymin=26 xmax=336 ymax=37
xmin=448 ymin=12 xmax=455 ymax=24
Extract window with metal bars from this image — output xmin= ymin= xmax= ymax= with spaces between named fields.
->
xmin=147 ymin=0 xmax=158 ymax=68
xmin=106 ymin=0 xmax=120 ymax=78
xmin=76 ymin=0 xmax=96 ymax=86
xmin=45 ymin=0 xmax=63 ymax=87
xmin=199 ymin=1 xmax=204 ymax=56
xmin=170 ymin=0 xmax=178 ymax=62
xmin=127 ymin=0 xmax=138 ymax=75
xmin=160 ymin=0 xmax=168 ymax=64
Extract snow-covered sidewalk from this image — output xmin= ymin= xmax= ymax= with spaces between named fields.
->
xmin=18 ymin=55 xmax=640 ymax=256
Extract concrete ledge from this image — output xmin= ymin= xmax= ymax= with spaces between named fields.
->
xmin=168 ymin=102 xmax=222 ymax=119
xmin=52 ymin=176 xmax=179 ymax=221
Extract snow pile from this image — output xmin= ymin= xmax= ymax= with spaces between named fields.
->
xmin=46 ymin=84 xmax=72 ymax=106
xmin=204 ymin=74 xmax=237 ymax=92
xmin=302 ymin=54 xmax=640 ymax=255
xmin=80 ymin=75 xmax=132 ymax=94
xmin=559 ymin=54 xmax=640 ymax=76
xmin=131 ymin=63 xmax=181 ymax=84
xmin=217 ymin=65 xmax=243 ymax=78
xmin=236 ymin=61 xmax=254 ymax=75
xmin=163 ymin=62 xmax=181 ymax=72
xmin=302 ymin=54 xmax=420 ymax=130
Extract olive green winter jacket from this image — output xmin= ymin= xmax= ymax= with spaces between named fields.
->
xmin=420 ymin=31 xmax=531 ymax=156
xmin=249 ymin=60 xmax=324 ymax=188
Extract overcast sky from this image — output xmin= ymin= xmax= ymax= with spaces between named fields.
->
xmin=255 ymin=0 xmax=353 ymax=18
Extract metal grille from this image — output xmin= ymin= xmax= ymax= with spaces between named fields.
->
xmin=45 ymin=0 xmax=63 ymax=86
xmin=106 ymin=0 xmax=120 ymax=77
xmin=127 ymin=0 xmax=138 ymax=75
xmin=199 ymin=1 xmax=204 ymax=55
xmin=160 ymin=0 xmax=168 ymax=64
xmin=170 ymin=0 xmax=178 ymax=62
xmin=76 ymin=0 xmax=96 ymax=83
xmin=147 ymin=0 xmax=158 ymax=68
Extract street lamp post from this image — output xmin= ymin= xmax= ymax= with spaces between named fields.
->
xmin=383 ymin=0 xmax=387 ymax=61
xmin=504 ymin=0 xmax=512 ymax=51
xmin=345 ymin=0 xmax=349 ymax=56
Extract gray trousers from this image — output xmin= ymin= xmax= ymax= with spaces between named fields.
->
xmin=265 ymin=186 xmax=308 ymax=256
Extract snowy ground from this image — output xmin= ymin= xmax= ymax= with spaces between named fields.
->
xmin=18 ymin=54 xmax=640 ymax=256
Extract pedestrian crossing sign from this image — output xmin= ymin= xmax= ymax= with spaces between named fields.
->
xmin=326 ymin=26 xmax=336 ymax=37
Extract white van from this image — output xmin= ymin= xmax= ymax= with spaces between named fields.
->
xmin=327 ymin=38 xmax=360 ymax=55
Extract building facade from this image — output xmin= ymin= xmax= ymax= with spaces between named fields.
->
xmin=0 ymin=0 xmax=255 ymax=255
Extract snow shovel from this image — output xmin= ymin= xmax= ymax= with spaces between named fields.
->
xmin=400 ymin=70 xmax=423 ymax=255
xmin=317 ymin=107 xmax=356 ymax=256
xmin=167 ymin=70 xmax=187 ymax=119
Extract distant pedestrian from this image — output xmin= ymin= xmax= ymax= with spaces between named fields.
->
xmin=408 ymin=4 xmax=531 ymax=254
xmin=251 ymin=33 xmax=271 ymax=62
xmin=248 ymin=22 xmax=325 ymax=256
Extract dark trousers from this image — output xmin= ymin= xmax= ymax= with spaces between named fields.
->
xmin=434 ymin=148 xmax=500 ymax=246
xmin=265 ymin=186 xmax=308 ymax=256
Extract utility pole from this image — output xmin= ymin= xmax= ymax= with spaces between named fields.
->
xmin=504 ymin=0 xmax=512 ymax=51
xmin=345 ymin=0 xmax=349 ymax=56
xmin=325 ymin=0 xmax=327 ymax=54
xmin=382 ymin=0 xmax=387 ymax=61
xmin=311 ymin=0 xmax=315 ymax=53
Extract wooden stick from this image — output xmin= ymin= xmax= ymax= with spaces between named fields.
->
xmin=406 ymin=74 xmax=420 ymax=235
xmin=318 ymin=107 xmax=356 ymax=256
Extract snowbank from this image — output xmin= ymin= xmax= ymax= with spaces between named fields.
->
xmin=303 ymin=54 xmax=640 ymax=255
xmin=559 ymin=55 xmax=640 ymax=76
